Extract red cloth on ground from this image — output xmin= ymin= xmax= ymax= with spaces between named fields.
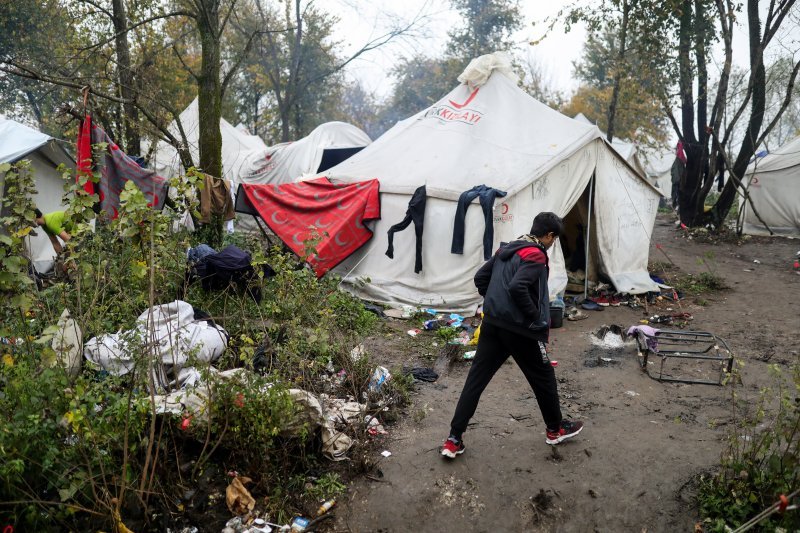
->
xmin=240 ymin=177 xmax=380 ymax=276
xmin=76 ymin=116 xmax=94 ymax=194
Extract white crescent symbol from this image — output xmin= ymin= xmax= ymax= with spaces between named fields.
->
xmin=293 ymin=232 xmax=305 ymax=245
xmin=314 ymin=192 xmax=331 ymax=201
xmin=272 ymin=184 xmax=287 ymax=195
xmin=337 ymin=199 xmax=350 ymax=210
xmin=334 ymin=232 xmax=350 ymax=246
xmin=271 ymin=211 xmax=289 ymax=225
xmin=315 ymin=217 xmax=332 ymax=228
xmin=354 ymin=216 xmax=365 ymax=229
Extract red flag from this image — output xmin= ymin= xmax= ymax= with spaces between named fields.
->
xmin=76 ymin=116 xmax=94 ymax=194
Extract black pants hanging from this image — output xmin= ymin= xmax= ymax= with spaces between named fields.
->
xmin=450 ymin=185 xmax=507 ymax=260
xmin=386 ymin=185 xmax=426 ymax=273
xmin=449 ymin=322 xmax=562 ymax=439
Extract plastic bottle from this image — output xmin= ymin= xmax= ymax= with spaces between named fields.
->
xmin=317 ymin=499 xmax=336 ymax=516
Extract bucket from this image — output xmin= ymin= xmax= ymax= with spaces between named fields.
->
xmin=550 ymin=305 xmax=564 ymax=329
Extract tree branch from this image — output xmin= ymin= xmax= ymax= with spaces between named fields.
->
xmin=78 ymin=11 xmax=194 ymax=52
xmin=172 ymin=43 xmax=200 ymax=81
xmin=755 ymin=57 xmax=800 ymax=147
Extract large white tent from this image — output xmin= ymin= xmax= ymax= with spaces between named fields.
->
xmin=741 ymin=135 xmax=800 ymax=237
xmin=239 ymin=121 xmax=371 ymax=185
xmin=323 ymin=54 xmax=661 ymax=312
xmin=0 ymin=119 xmax=73 ymax=273
xmin=149 ymin=98 xmax=269 ymax=181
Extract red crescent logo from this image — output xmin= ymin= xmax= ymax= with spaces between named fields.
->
xmin=501 ymin=203 xmax=509 ymax=215
xmin=449 ymin=87 xmax=480 ymax=109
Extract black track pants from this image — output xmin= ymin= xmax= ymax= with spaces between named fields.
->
xmin=449 ymin=322 xmax=562 ymax=439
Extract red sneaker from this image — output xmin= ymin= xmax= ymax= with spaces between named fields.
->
xmin=546 ymin=420 xmax=584 ymax=445
xmin=440 ymin=437 xmax=465 ymax=459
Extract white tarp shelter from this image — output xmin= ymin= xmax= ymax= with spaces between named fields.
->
xmin=149 ymin=98 xmax=269 ymax=181
xmin=323 ymin=53 xmax=661 ymax=312
xmin=741 ymin=135 xmax=800 ymax=237
xmin=238 ymin=121 xmax=371 ymax=185
xmin=641 ymin=148 xmax=675 ymax=200
xmin=0 ymin=119 xmax=73 ymax=273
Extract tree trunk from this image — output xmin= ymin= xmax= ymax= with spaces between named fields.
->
xmin=677 ymin=0 xmax=701 ymax=225
xmin=606 ymin=0 xmax=630 ymax=143
xmin=706 ymin=0 xmax=766 ymax=228
xmin=196 ymin=0 xmax=223 ymax=179
xmin=111 ymin=0 xmax=140 ymax=154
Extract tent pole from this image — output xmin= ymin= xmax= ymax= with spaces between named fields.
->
xmin=584 ymin=174 xmax=595 ymax=300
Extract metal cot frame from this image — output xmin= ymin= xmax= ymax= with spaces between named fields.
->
xmin=634 ymin=329 xmax=734 ymax=385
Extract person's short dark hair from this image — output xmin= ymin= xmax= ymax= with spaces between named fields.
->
xmin=530 ymin=212 xmax=564 ymax=237
xmin=34 ymin=208 xmax=43 ymax=218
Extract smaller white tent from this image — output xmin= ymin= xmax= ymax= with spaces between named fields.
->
xmin=741 ymin=135 xmax=800 ymax=237
xmin=641 ymin=148 xmax=675 ymax=200
xmin=238 ymin=122 xmax=371 ymax=185
xmin=149 ymin=98 xmax=269 ymax=180
xmin=0 ymin=119 xmax=74 ymax=272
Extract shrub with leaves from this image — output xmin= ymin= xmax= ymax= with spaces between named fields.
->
xmin=698 ymin=362 xmax=800 ymax=531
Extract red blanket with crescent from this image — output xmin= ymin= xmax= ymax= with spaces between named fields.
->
xmin=240 ymin=177 xmax=380 ymax=276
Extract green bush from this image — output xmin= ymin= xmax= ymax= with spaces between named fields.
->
xmin=698 ymin=363 xmax=800 ymax=531
xmin=0 ymin=162 xmax=386 ymax=529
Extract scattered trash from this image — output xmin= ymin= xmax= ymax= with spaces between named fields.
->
xmin=550 ymin=360 xmax=558 ymax=367
xmin=403 ymin=367 xmax=438 ymax=382
xmin=625 ymin=390 xmax=640 ymax=397
xmin=368 ymin=366 xmax=391 ymax=392
xmin=401 ymin=305 xmax=415 ymax=318
xmin=249 ymin=518 xmax=273 ymax=533
xmin=349 ymin=344 xmax=366 ymax=361
xmin=290 ymin=516 xmax=310 ymax=532
xmin=423 ymin=319 xmax=441 ymax=330
xmin=406 ymin=329 xmax=421 ymax=337
xmin=447 ymin=331 xmax=471 ymax=345
xmin=463 ymin=350 xmax=476 ymax=360
xmin=225 ymin=475 xmax=255 ymax=515
xmin=591 ymin=325 xmax=628 ymax=349
xmin=51 ymin=308 xmax=82 ymax=377
xmin=468 ymin=320 xmax=481 ymax=345
xmin=380 ymin=450 xmax=392 ymax=457
xmin=753 ymin=259 xmax=761 ymax=264
xmin=317 ymin=499 xmax=336 ymax=516
xmin=447 ymin=313 xmax=465 ymax=328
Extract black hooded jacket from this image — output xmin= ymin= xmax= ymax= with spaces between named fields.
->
xmin=474 ymin=239 xmax=550 ymax=342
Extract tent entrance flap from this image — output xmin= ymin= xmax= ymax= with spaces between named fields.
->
xmin=560 ymin=178 xmax=600 ymax=294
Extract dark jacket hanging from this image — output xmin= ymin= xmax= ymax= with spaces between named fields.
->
xmin=386 ymin=185 xmax=426 ymax=273
xmin=451 ymin=184 xmax=507 ymax=260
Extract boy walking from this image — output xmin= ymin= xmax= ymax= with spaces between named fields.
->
xmin=441 ymin=212 xmax=583 ymax=458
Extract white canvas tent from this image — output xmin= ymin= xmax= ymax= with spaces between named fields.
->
xmin=0 ymin=118 xmax=74 ymax=273
xmin=741 ymin=135 xmax=800 ymax=237
xmin=239 ymin=121 xmax=371 ymax=185
xmin=641 ymin=148 xmax=675 ymax=200
xmin=149 ymin=98 xmax=269 ymax=181
xmin=323 ymin=53 xmax=661 ymax=312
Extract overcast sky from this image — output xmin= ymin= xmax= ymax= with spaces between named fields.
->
xmin=328 ymin=0 xmax=586 ymax=99
xmin=326 ymin=0 xmax=791 ymax=102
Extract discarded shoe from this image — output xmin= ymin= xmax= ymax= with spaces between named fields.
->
xmin=546 ymin=420 xmax=584 ymax=445
xmin=581 ymin=300 xmax=603 ymax=311
xmin=567 ymin=311 xmax=588 ymax=321
xmin=441 ymin=436 xmax=465 ymax=459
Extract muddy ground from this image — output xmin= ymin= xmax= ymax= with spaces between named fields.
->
xmin=332 ymin=214 xmax=799 ymax=532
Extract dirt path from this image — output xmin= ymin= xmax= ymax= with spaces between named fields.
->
xmin=333 ymin=214 xmax=799 ymax=532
